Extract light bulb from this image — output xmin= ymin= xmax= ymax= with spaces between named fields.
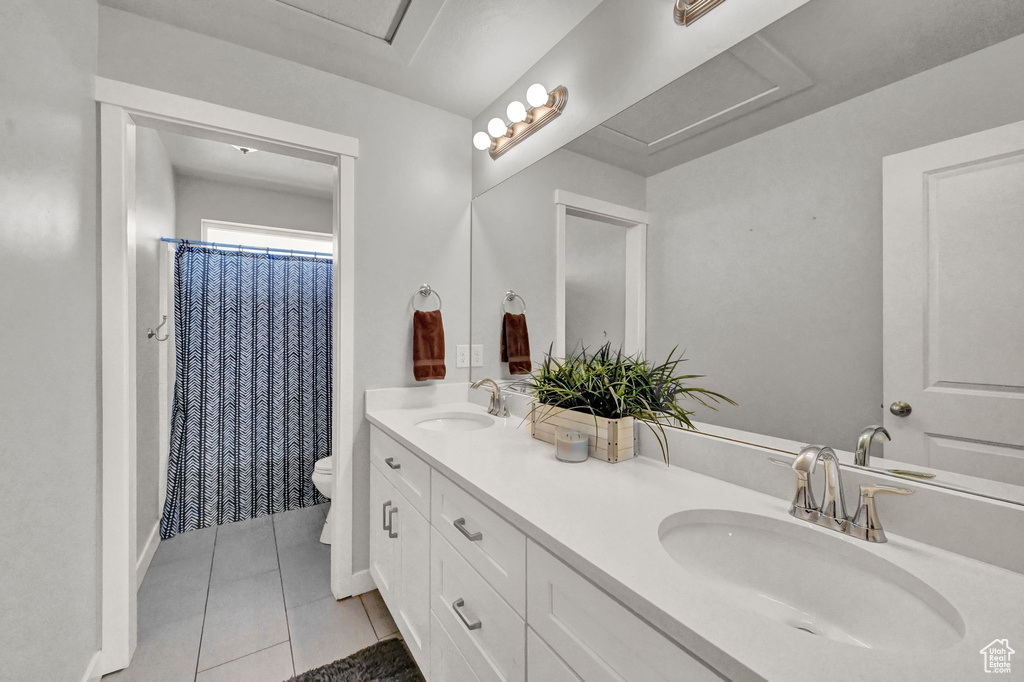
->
xmin=487 ymin=117 xmax=508 ymax=138
xmin=506 ymin=101 xmax=527 ymax=123
xmin=526 ymin=83 xmax=549 ymax=108
xmin=472 ymin=131 xmax=492 ymax=151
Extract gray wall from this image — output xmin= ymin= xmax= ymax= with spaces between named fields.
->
xmin=99 ymin=6 xmax=472 ymax=573
xmin=0 ymin=1 xmax=100 ymax=680
xmin=174 ymin=174 xmax=333 ymax=240
xmin=646 ymin=33 xmax=1024 ymax=448
xmin=135 ymin=128 xmax=176 ymax=562
xmin=471 ymin=149 xmax=646 ymax=380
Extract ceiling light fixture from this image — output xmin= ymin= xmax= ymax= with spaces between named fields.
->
xmin=674 ymin=0 xmax=727 ymax=26
xmin=471 ymin=84 xmax=569 ymax=160
xmin=231 ymin=145 xmax=259 ymax=154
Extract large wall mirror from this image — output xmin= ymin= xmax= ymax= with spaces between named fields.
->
xmin=469 ymin=0 xmax=1024 ymax=505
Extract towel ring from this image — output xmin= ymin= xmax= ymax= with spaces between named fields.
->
xmin=502 ymin=290 xmax=527 ymax=314
xmin=415 ymin=284 xmax=442 ymax=311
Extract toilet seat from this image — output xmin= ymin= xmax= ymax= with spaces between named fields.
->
xmin=314 ymin=456 xmax=334 ymax=474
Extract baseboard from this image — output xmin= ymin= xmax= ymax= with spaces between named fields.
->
xmin=80 ymin=651 xmax=102 ymax=682
xmin=136 ymin=521 xmax=160 ymax=587
xmin=335 ymin=568 xmax=376 ymax=599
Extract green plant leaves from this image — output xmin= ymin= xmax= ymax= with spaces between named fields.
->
xmin=527 ymin=343 xmax=736 ymax=465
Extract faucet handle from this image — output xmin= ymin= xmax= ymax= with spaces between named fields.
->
xmin=851 ymin=484 xmax=914 ymax=543
xmin=860 ymin=484 xmax=914 ymax=499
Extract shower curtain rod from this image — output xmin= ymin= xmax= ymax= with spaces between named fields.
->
xmin=159 ymin=237 xmax=332 ymax=258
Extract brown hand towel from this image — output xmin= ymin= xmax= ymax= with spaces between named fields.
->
xmin=501 ymin=312 xmax=532 ymax=375
xmin=413 ymin=309 xmax=446 ymax=381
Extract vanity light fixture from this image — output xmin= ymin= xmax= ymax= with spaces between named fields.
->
xmin=472 ymin=84 xmax=569 ymax=159
xmin=674 ymin=0 xmax=727 ymax=26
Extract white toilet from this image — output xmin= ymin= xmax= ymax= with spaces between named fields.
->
xmin=311 ymin=455 xmax=334 ymax=544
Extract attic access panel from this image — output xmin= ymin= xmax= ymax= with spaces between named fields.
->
xmin=275 ymin=0 xmax=413 ymax=42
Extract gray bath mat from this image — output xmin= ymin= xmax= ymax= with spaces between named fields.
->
xmin=286 ymin=638 xmax=425 ymax=682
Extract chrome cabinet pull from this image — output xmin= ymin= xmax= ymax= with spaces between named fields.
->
xmin=385 ymin=457 xmax=401 ymax=470
xmin=382 ymin=501 xmax=392 ymax=531
xmin=453 ymin=517 xmax=483 ymax=542
xmin=452 ymin=598 xmax=482 ymax=630
xmin=388 ymin=507 xmax=398 ymax=539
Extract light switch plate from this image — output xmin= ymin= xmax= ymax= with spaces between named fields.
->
xmin=456 ymin=345 xmax=470 ymax=368
xmin=471 ymin=345 xmax=483 ymax=367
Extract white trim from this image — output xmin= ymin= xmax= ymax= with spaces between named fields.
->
xmin=330 ymin=154 xmax=358 ymax=599
xmin=200 ymin=219 xmax=334 ymax=243
xmin=348 ymin=568 xmax=377 ymax=597
xmin=80 ymin=651 xmax=102 ymax=682
xmin=554 ymin=190 xmax=648 ymax=358
xmin=136 ymin=521 xmax=161 ymax=587
xmin=94 ymin=77 xmax=359 ymax=161
xmin=99 ymin=102 xmax=138 ymax=674
xmin=554 ymin=190 xmax=651 ymax=226
xmin=98 ymin=78 xmax=359 ymax=674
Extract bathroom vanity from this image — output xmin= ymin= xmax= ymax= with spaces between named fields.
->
xmin=366 ymin=384 xmax=1024 ymax=682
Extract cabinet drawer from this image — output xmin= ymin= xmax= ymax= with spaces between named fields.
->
xmin=527 ymin=628 xmax=581 ymax=682
xmin=432 ymin=472 xmax=526 ymax=616
xmin=371 ymin=426 xmax=431 ymax=518
xmin=431 ymin=529 xmax=525 ymax=682
xmin=526 ymin=540 xmax=720 ymax=682
xmin=431 ymin=613 xmax=481 ymax=682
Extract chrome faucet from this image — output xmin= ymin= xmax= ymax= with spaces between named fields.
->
xmin=855 ymin=425 xmax=890 ymax=466
xmin=791 ymin=445 xmax=849 ymax=532
xmin=471 ymin=378 xmax=508 ymax=417
xmin=788 ymin=444 xmax=912 ymax=543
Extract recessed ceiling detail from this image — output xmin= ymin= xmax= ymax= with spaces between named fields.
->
xmin=567 ymin=36 xmax=811 ymax=172
xmin=275 ymin=0 xmax=412 ymax=42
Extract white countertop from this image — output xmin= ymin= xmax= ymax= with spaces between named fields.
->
xmin=366 ymin=393 xmax=1024 ymax=682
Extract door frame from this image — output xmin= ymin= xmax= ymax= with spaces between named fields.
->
xmin=554 ymin=190 xmax=650 ymax=358
xmin=96 ymin=77 xmax=361 ymax=674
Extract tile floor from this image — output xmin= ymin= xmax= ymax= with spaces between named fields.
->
xmin=104 ymin=503 xmax=400 ymax=681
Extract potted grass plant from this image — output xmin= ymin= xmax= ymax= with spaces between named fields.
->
xmin=528 ymin=343 xmax=735 ymax=465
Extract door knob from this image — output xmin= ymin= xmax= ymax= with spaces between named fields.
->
xmin=889 ymin=401 xmax=912 ymax=417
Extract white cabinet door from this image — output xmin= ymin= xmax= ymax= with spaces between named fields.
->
xmin=369 ymin=464 xmax=397 ymax=604
xmin=395 ymin=499 xmax=432 ymax=678
xmin=431 ymin=529 xmax=525 ymax=682
xmin=883 ymin=120 xmax=1024 ymax=483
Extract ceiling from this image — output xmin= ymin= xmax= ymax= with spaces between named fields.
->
xmin=566 ymin=0 xmax=1024 ymax=177
xmin=98 ymin=0 xmax=605 ymax=118
xmin=155 ymin=129 xmax=336 ymax=199
xmin=275 ymin=0 xmax=411 ymax=41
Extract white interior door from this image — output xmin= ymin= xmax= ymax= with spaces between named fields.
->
xmin=883 ymin=120 xmax=1024 ymax=486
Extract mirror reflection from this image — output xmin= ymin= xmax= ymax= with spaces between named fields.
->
xmin=564 ymin=214 xmax=626 ymax=352
xmin=470 ymin=0 xmax=1024 ymax=504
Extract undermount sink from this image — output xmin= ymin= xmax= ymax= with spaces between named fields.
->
xmin=414 ymin=412 xmax=495 ymax=432
xmin=658 ymin=510 xmax=964 ymax=652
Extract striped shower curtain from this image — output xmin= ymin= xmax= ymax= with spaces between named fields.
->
xmin=161 ymin=244 xmax=333 ymax=539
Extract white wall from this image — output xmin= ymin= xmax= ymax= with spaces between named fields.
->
xmin=471 ymin=149 xmax=645 ymax=380
xmin=471 ymin=0 xmax=811 ymax=195
xmin=98 ymin=6 xmax=472 ymax=573
xmin=135 ymin=128 xmax=176 ymax=566
xmin=645 ymin=33 xmax=1024 ymax=449
xmin=174 ymin=174 xmax=333 ymax=240
xmin=0 ymin=1 xmax=100 ymax=680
